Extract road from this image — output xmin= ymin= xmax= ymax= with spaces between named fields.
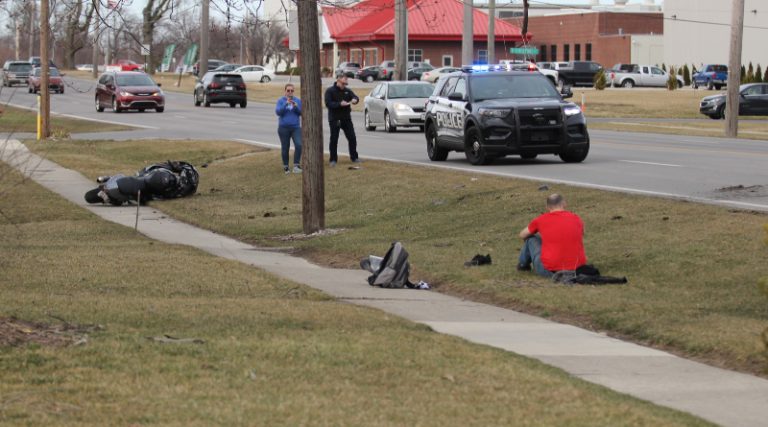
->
xmin=2 ymin=77 xmax=768 ymax=212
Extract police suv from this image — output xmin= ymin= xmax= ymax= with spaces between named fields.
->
xmin=423 ymin=67 xmax=590 ymax=165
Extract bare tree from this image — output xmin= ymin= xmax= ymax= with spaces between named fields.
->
xmin=60 ymin=0 xmax=95 ymax=69
xmin=141 ymin=0 xmax=174 ymax=74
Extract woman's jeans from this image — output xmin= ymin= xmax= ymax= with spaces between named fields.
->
xmin=278 ymin=126 xmax=302 ymax=167
xmin=519 ymin=235 xmax=553 ymax=278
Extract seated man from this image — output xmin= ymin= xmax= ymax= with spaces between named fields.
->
xmin=518 ymin=193 xmax=587 ymax=277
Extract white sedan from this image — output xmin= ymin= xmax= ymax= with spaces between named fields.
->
xmin=233 ymin=65 xmax=275 ymax=83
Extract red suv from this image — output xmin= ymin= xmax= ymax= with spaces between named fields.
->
xmin=95 ymin=71 xmax=165 ymax=113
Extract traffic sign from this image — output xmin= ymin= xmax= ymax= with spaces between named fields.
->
xmin=510 ymin=47 xmax=539 ymax=55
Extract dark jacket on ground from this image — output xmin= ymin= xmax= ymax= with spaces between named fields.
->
xmin=324 ymin=83 xmax=359 ymax=122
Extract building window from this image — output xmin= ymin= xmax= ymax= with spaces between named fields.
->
xmin=477 ymin=50 xmax=488 ymax=64
xmin=550 ymin=45 xmax=557 ymax=62
xmin=586 ymin=43 xmax=592 ymax=61
xmin=563 ymin=44 xmax=570 ymax=62
xmin=408 ymin=49 xmax=423 ymax=62
xmin=442 ymin=55 xmax=453 ymax=66
xmin=539 ymin=45 xmax=547 ymax=62
xmin=574 ymin=44 xmax=581 ymax=61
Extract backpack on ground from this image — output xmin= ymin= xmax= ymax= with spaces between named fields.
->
xmin=361 ymin=241 xmax=416 ymax=289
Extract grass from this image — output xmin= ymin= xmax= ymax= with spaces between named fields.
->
xmin=0 ymin=105 xmax=131 ymax=135
xmin=0 ymin=163 xmax=710 ymax=425
xmin=589 ymin=119 xmax=768 ymax=140
xmin=26 ymin=138 xmax=768 ymax=378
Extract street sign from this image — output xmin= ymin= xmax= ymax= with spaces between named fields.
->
xmin=510 ymin=47 xmax=539 ymax=55
xmin=140 ymin=44 xmax=150 ymax=56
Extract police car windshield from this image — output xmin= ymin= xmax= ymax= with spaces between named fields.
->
xmin=388 ymin=83 xmax=434 ymax=99
xmin=470 ymin=75 xmax=560 ymax=101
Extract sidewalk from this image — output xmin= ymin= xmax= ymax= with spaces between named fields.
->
xmin=4 ymin=139 xmax=768 ymax=427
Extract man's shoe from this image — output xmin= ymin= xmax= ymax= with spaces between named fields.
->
xmin=283 ymin=166 xmax=290 ymax=175
xmin=516 ymin=263 xmax=531 ymax=272
xmin=292 ymin=165 xmax=302 ymax=173
xmin=351 ymin=158 xmax=363 ymax=163
xmin=329 ymin=161 xmax=337 ymax=167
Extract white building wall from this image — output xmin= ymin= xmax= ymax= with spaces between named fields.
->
xmin=664 ymin=0 xmax=768 ymax=68
xmin=630 ymin=35 xmax=664 ymax=66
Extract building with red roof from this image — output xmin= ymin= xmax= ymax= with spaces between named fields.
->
xmin=315 ymin=0 xmax=530 ymax=71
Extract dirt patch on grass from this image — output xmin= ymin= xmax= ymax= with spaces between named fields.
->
xmin=0 ymin=316 xmax=102 ymax=347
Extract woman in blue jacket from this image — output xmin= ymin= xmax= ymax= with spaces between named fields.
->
xmin=275 ymin=84 xmax=302 ymax=174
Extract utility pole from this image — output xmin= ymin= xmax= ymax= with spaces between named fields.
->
xmin=487 ymin=0 xmax=495 ymax=64
xmin=462 ymin=0 xmax=473 ymax=65
xmin=29 ymin=1 xmax=36 ymax=59
xmin=297 ymin=0 xmax=325 ymax=233
xmin=92 ymin=0 xmax=99 ymax=79
xmin=394 ymin=0 xmax=407 ymax=80
xmin=201 ymin=0 xmax=210 ymax=76
xmin=725 ymin=0 xmax=744 ymax=138
xmin=39 ymin=0 xmax=50 ymax=139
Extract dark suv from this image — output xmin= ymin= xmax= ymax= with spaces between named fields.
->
xmin=423 ymin=69 xmax=589 ymax=165
xmin=2 ymin=61 xmax=33 ymax=87
xmin=95 ymin=71 xmax=165 ymax=113
xmin=194 ymin=72 xmax=247 ymax=108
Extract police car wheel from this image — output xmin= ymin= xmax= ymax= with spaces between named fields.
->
xmin=426 ymin=123 xmax=448 ymax=161
xmin=465 ymin=127 xmax=491 ymax=165
xmin=559 ymin=143 xmax=590 ymax=163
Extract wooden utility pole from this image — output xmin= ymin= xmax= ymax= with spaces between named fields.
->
xmin=394 ymin=0 xmax=407 ymax=80
xmin=29 ymin=1 xmax=36 ymax=59
xmin=92 ymin=0 xmax=99 ymax=79
xmin=725 ymin=0 xmax=744 ymax=138
xmin=39 ymin=0 xmax=50 ymax=139
xmin=462 ymin=0 xmax=473 ymax=65
xmin=297 ymin=0 xmax=325 ymax=233
xmin=200 ymin=0 xmax=209 ymax=76
xmin=487 ymin=0 xmax=495 ymax=64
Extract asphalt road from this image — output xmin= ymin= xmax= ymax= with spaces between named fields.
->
xmin=3 ymin=77 xmax=768 ymax=212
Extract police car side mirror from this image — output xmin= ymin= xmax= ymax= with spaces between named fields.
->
xmin=561 ymin=85 xmax=573 ymax=99
xmin=448 ymin=92 xmax=465 ymax=101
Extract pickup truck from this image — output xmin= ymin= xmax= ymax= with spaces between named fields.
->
xmin=556 ymin=61 xmax=604 ymax=88
xmin=692 ymin=64 xmax=728 ymax=90
xmin=609 ymin=64 xmax=684 ymax=88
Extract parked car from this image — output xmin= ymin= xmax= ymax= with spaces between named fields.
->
xmin=28 ymin=56 xmax=58 ymax=68
xmin=2 ymin=60 xmax=32 ymax=86
xmin=407 ymin=67 xmax=432 ymax=81
xmin=609 ymin=64 xmax=684 ymax=88
xmin=538 ymin=61 xmax=570 ymax=71
xmin=556 ymin=61 xmax=604 ymax=88
xmin=363 ymin=81 xmax=434 ymax=132
xmin=194 ymin=72 xmax=247 ymax=108
xmin=27 ymin=67 xmax=64 ymax=94
xmin=355 ymin=66 xmax=382 ymax=82
xmin=106 ymin=59 xmax=142 ymax=72
xmin=335 ymin=62 xmax=361 ymax=78
xmin=378 ymin=60 xmax=434 ymax=80
xmin=693 ymin=64 xmax=728 ymax=90
xmin=192 ymin=59 xmax=228 ymax=76
xmin=233 ymin=65 xmax=275 ymax=83
xmin=420 ymin=66 xmax=461 ymax=83
xmin=699 ymin=83 xmax=768 ymax=119
xmin=211 ymin=64 xmax=242 ymax=73
xmin=95 ymin=71 xmax=165 ymax=113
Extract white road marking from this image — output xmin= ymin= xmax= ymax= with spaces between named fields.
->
xmin=619 ymin=160 xmax=683 ymax=167
xmin=234 ymin=138 xmax=768 ymax=212
xmin=174 ymin=115 xmax=187 ymax=119
xmin=4 ymin=101 xmax=157 ymax=129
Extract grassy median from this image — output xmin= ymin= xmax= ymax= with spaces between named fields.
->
xmin=0 ymin=104 xmax=131 ymax=135
xmin=0 ymin=163 xmax=711 ymax=426
xmin=25 ymin=138 xmax=768 ymax=378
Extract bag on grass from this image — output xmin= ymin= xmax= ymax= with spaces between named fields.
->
xmin=361 ymin=241 xmax=415 ymax=289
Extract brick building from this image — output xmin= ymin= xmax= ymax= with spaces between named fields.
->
xmin=517 ymin=11 xmax=663 ymax=68
xmin=316 ymin=0 xmax=528 ymax=70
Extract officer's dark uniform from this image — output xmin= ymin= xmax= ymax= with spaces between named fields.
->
xmin=324 ymin=81 xmax=360 ymax=163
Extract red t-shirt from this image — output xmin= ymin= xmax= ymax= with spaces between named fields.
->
xmin=527 ymin=211 xmax=587 ymax=271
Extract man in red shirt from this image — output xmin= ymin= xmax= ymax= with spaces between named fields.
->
xmin=518 ymin=194 xmax=587 ymax=277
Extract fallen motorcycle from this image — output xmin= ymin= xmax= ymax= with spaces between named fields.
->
xmin=84 ymin=160 xmax=199 ymax=206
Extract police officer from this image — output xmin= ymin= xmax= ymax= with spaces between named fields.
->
xmin=324 ymin=73 xmax=361 ymax=166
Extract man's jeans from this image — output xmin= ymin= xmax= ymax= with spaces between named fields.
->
xmin=328 ymin=119 xmax=358 ymax=162
xmin=278 ymin=126 xmax=302 ymax=167
xmin=519 ymin=236 xmax=553 ymax=278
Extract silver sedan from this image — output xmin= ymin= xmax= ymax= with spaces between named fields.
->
xmin=363 ymin=81 xmax=434 ymax=133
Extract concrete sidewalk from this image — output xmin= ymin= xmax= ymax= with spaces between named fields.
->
xmin=4 ymin=139 xmax=768 ymax=427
